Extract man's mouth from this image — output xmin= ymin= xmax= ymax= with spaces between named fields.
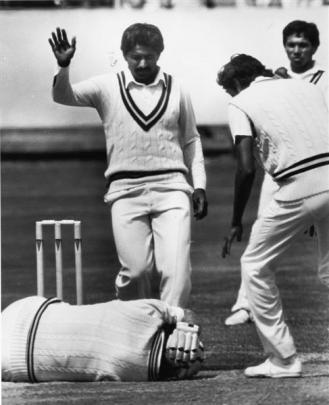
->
xmin=136 ymin=69 xmax=151 ymax=75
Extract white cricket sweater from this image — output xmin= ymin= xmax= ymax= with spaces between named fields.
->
xmin=52 ymin=67 xmax=206 ymax=191
xmin=230 ymin=77 xmax=329 ymax=201
xmin=2 ymin=296 xmax=185 ymax=382
xmin=287 ymin=62 xmax=328 ymax=106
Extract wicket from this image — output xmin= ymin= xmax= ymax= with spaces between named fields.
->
xmin=35 ymin=219 xmax=83 ymax=305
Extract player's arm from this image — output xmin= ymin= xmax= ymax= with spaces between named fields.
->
xmin=222 ymin=106 xmax=255 ymax=258
xmin=231 ymin=135 xmax=255 ymax=225
xmin=178 ymin=84 xmax=208 ymax=220
xmin=49 ymin=27 xmax=99 ymax=108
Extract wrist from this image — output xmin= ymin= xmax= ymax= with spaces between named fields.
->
xmin=231 ymin=219 xmax=242 ymax=227
xmin=58 ymin=61 xmax=70 ymax=68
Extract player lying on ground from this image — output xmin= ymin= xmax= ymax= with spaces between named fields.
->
xmin=2 ymin=296 xmax=204 ymax=382
xmin=217 ymin=54 xmax=329 ymax=378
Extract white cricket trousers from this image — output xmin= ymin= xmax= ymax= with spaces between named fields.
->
xmin=111 ymin=187 xmax=192 ymax=308
xmin=232 ymin=173 xmax=279 ymax=312
xmin=241 ymin=191 xmax=329 ymax=360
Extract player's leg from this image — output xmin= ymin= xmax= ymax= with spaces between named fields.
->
xmin=151 ymin=189 xmax=192 ymax=307
xmin=225 ymin=280 xmax=252 ymax=325
xmin=225 ymin=173 xmax=279 ymax=326
xmin=310 ymin=191 xmax=329 ymax=288
xmin=242 ymin=198 xmax=311 ymax=377
xmin=111 ymin=190 xmax=155 ymax=300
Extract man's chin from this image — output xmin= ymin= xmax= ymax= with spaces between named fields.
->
xmin=134 ymin=72 xmax=153 ymax=83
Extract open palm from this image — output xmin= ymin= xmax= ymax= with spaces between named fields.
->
xmin=48 ymin=27 xmax=76 ymax=67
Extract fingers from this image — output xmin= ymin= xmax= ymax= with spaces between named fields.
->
xmin=183 ymin=332 xmax=192 ymax=363
xmin=165 ymin=323 xmax=201 ymax=365
xmin=194 ymin=200 xmax=208 ymax=220
xmin=51 ymin=31 xmax=60 ymax=49
xmin=222 ymin=237 xmax=230 ymax=258
xmin=192 ymin=190 xmax=208 ymax=220
xmin=165 ymin=323 xmax=204 ymax=380
xmin=166 ymin=329 xmax=178 ymax=362
xmin=189 ymin=332 xmax=199 ymax=362
xmin=304 ymin=225 xmax=316 ymax=237
xmin=49 ymin=27 xmax=74 ymax=52
xmin=48 ymin=38 xmax=56 ymax=52
xmin=166 ymin=330 xmax=186 ymax=364
xmin=309 ymin=224 xmax=315 ymax=237
xmin=176 ymin=330 xmax=185 ymax=362
xmin=222 ymin=226 xmax=243 ymax=258
xmin=71 ymin=36 xmax=77 ymax=49
xmin=222 ymin=234 xmax=234 ymax=257
xmin=61 ymin=28 xmax=68 ymax=44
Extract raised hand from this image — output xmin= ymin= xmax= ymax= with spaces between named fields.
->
xmin=48 ymin=27 xmax=76 ymax=67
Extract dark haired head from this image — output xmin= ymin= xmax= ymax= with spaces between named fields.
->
xmin=217 ymin=54 xmax=273 ymax=92
xmin=283 ymin=20 xmax=320 ymax=50
xmin=121 ymin=23 xmax=164 ymax=56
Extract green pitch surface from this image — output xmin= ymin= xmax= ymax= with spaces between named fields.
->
xmin=2 ymin=155 xmax=329 ymax=404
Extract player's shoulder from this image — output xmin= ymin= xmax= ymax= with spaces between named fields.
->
xmin=88 ymin=71 xmax=118 ymax=86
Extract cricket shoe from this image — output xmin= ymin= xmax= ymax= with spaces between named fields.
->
xmin=244 ymin=357 xmax=302 ymax=378
xmin=224 ymin=309 xmax=253 ymax=326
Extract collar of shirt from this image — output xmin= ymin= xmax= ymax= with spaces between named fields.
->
xmin=124 ymin=68 xmax=167 ymax=90
xmin=251 ymin=76 xmax=275 ymax=85
xmin=287 ymin=60 xmax=324 ymax=79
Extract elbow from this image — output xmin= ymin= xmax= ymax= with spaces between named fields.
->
xmin=52 ymin=90 xmax=60 ymax=103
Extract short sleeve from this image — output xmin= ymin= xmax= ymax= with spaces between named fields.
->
xmin=228 ymin=104 xmax=253 ymax=141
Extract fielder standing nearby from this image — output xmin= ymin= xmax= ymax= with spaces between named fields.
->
xmin=217 ymin=54 xmax=329 ymax=377
xmin=48 ymin=23 xmax=207 ymax=308
xmin=2 ymin=296 xmax=204 ymax=382
xmin=224 ymin=20 xmax=328 ymax=326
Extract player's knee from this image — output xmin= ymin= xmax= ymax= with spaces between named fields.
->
xmin=240 ymin=255 xmax=258 ymax=282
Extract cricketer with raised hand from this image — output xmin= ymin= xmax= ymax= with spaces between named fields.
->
xmin=48 ymin=24 xmax=207 ymax=308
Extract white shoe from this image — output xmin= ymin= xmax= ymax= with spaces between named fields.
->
xmin=244 ymin=357 xmax=302 ymax=378
xmin=225 ymin=309 xmax=252 ymax=326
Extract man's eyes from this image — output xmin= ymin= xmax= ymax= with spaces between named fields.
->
xmin=130 ymin=55 xmax=155 ymax=61
xmin=287 ymin=42 xmax=309 ymax=49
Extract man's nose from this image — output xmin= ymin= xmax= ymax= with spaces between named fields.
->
xmin=138 ymin=58 xmax=148 ymax=68
xmin=292 ymin=46 xmax=301 ymax=54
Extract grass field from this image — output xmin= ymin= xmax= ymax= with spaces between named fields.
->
xmin=2 ymin=154 xmax=329 ymax=404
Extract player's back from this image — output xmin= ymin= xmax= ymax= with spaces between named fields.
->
xmin=231 ymin=77 xmax=329 ymax=200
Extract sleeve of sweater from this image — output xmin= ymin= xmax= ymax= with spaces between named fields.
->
xmin=178 ymin=84 xmax=207 ymax=190
xmin=52 ymin=66 xmax=101 ymax=108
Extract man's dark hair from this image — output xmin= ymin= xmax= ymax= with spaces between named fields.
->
xmin=217 ymin=54 xmax=273 ymax=92
xmin=121 ymin=23 xmax=164 ymax=55
xmin=283 ymin=20 xmax=320 ymax=49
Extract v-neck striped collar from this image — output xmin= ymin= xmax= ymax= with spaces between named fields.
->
xmin=123 ymin=68 xmax=167 ymax=89
xmin=117 ymin=70 xmax=172 ymax=131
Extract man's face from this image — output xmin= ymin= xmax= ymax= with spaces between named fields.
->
xmin=124 ymin=44 xmax=160 ymax=84
xmin=284 ymin=33 xmax=316 ymax=73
